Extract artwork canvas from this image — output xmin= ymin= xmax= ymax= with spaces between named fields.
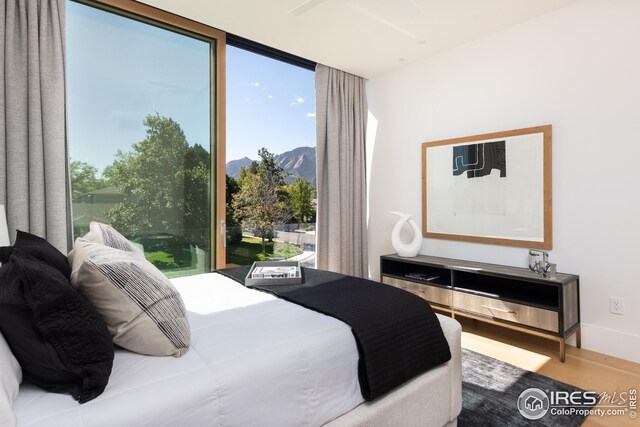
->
xmin=422 ymin=125 xmax=552 ymax=249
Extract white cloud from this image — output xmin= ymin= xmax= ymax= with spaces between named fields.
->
xmin=306 ymin=112 xmax=316 ymax=118
xmin=249 ymin=82 xmax=260 ymax=87
xmin=290 ymin=95 xmax=305 ymax=106
xmin=268 ymin=94 xmax=273 ymax=99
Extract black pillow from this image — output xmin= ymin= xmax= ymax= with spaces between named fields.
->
xmin=12 ymin=230 xmax=71 ymax=278
xmin=0 ymin=248 xmax=114 ymax=403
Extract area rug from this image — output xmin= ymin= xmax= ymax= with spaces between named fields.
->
xmin=459 ymin=349 xmax=591 ymax=426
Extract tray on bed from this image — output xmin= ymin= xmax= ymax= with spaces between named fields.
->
xmin=245 ymin=261 xmax=302 ymax=286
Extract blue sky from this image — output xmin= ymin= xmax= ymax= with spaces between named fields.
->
xmin=226 ymin=46 xmax=316 ymax=161
xmin=67 ymin=1 xmax=315 ymax=174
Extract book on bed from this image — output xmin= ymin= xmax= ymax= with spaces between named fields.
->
xmin=251 ymin=266 xmax=298 ymax=278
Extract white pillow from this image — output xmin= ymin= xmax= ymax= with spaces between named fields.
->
xmin=0 ymin=331 xmax=21 ymax=427
xmin=0 ymin=204 xmax=9 ymax=247
xmin=69 ymin=238 xmax=190 ymax=357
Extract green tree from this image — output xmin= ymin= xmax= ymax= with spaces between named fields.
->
xmin=232 ymin=148 xmax=292 ymax=254
xmin=286 ymin=178 xmax=316 ymax=223
xmin=103 ymin=113 xmax=210 ymax=250
xmin=70 ymin=160 xmax=107 ymax=201
xmin=183 ymin=142 xmax=211 ymax=247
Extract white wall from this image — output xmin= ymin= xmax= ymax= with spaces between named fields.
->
xmin=367 ymin=0 xmax=640 ymax=363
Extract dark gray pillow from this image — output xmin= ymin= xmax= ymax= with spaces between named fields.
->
xmin=0 ymin=249 xmax=114 ymax=403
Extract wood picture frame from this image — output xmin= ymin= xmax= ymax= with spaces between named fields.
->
xmin=422 ymin=125 xmax=552 ymax=249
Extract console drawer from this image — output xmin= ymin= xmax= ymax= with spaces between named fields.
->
xmin=453 ymin=291 xmax=558 ymax=332
xmin=382 ymin=276 xmax=452 ymax=306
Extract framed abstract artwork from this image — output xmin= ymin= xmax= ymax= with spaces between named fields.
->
xmin=421 ymin=125 xmax=552 ymax=249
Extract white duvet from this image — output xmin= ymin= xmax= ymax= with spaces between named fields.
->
xmin=13 ymin=273 xmax=363 ymax=427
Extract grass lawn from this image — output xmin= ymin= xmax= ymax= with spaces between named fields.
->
xmin=145 ymin=251 xmax=178 ymax=269
xmin=226 ymin=236 xmax=302 ymax=266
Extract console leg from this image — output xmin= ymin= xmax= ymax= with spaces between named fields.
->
xmin=560 ymin=340 xmax=566 ymax=363
xmin=576 ymin=328 xmax=582 ymax=349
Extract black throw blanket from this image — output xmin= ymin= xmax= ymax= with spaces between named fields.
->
xmin=218 ymin=266 xmax=451 ymax=401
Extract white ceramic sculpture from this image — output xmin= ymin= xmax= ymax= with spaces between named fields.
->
xmin=390 ymin=211 xmax=421 ymax=257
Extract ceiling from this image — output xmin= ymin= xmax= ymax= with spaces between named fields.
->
xmin=139 ymin=0 xmax=579 ymax=78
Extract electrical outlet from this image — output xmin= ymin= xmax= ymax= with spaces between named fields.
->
xmin=610 ymin=297 xmax=623 ymax=315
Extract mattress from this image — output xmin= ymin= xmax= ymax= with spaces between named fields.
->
xmin=13 ymin=273 xmax=363 ymax=427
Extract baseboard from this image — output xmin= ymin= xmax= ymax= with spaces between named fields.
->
xmin=580 ymin=323 xmax=640 ymax=364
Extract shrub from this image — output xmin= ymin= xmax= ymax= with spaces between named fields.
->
xmin=227 ymin=226 xmax=243 ymax=245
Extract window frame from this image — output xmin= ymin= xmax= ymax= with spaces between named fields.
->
xmin=70 ymin=0 xmax=227 ymax=268
xmin=224 ymin=36 xmax=318 ymax=267
xmin=226 ymin=33 xmax=316 ymax=71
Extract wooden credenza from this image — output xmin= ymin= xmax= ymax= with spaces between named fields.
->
xmin=380 ymin=254 xmax=580 ymax=362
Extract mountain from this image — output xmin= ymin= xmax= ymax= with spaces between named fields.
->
xmin=225 ymin=156 xmax=253 ymax=180
xmin=226 ymin=147 xmax=316 ymax=186
xmin=276 ymin=146 xmax=316 ymax=186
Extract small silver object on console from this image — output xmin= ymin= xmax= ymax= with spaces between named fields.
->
xmin=529 ymin=249 xmax=555 ymax=279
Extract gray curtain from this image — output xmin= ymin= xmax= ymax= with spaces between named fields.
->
xmin=0 ymin=0 xmax=70 ymax=252
xmin=315 ymin=64 xmax=368 ymax=277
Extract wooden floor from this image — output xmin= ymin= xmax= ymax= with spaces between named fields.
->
xmin=455 ymin=316 xmax=640 ymax=426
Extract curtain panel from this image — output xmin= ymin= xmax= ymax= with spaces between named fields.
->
xmin=0 ymin=0 xmax=70 ymax=252
xmin=315 ymin=64 xmax=368 ymax=278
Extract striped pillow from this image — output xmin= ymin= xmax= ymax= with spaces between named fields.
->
xmin=69 ymin=238 xmax=190 ymax=357
xmin=83 ymin=222 xmax=144 ymax=257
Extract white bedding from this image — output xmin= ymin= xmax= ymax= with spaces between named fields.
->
xmin=13 ymin=273 xmax=363 ymax=427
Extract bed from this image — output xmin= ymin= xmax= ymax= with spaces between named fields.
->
xmin=9 ymin=270 xmax=461 ymax=427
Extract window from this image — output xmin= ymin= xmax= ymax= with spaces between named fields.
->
xmin=67 ymin=1 xmax=221 ymax=277
xmin=225 ymin=42 xmax=316 ymax=267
